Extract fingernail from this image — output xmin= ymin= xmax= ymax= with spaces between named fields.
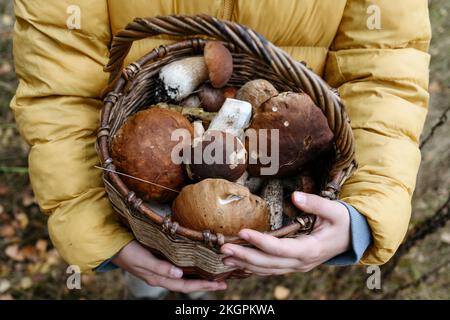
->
xmin=223 ymin=260 xmax=235 ymax=267
xmin=218 ymin=282 xmax=227 ymax=290
xmin=170 ymin=266 xmax=183 ymax=278
xmin=221 ymin=248 xmax=234 ymax=256
xmin=239 ymin=231 xmax=249 ymax=240
xmin=293 ymin=191 xmax=306 ymax=205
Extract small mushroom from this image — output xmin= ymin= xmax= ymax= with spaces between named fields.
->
xmin=172 ymin=178 xmax=270 ymax=235
xmin=198 ymin=84 xmax=225 ymax=112
xmin=187 ymin=130 xmax=247 ymax=182
xmin=185 ymin=98 xmax=252 ymax=182
xmin=235 ymin=79 xmax=279 ymax=113
xmin=198 ymin=85 xmax=240 ymax=112
xmin=204 ymin=41 xmax=233 ymax=88
xmin=246 ymin=92 xmax=334 ymax=177
xmin=111 ymin=108 xmax=193 ymax=203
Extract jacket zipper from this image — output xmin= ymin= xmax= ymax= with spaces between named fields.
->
xmin=222 ymin=0 xmax=234 ymax=20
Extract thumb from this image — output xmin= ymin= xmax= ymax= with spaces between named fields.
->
xmin=291 ymin=191 xmax=345 ymax=221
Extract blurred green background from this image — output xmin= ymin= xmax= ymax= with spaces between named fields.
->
xmin=0 ymin=1 xmax=449 ymax=299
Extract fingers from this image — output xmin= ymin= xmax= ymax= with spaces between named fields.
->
xmin=223 ymin=257 xmax=296 ymax=275
xmin=227 ymin=229 xmax=317 ymax=259
xmin=221 ymin=241 xmax=301 ymax=268
xmin=125 ymin=241 xmax=184 ymax=279
xmin=291 ymin=191 xmax=346 ymax=221
xmin=145 ymin=275 xmax=227 ymax=293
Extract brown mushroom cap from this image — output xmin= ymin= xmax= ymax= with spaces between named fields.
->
xmin=198 ymin=84 xmax=225 ymax=112
xmin=246 ymin=92 xmax=334 ymax=177
xmin=235 ymin=79 xmax=278 ymax=113
xmin=172 ymin=178 xmax=270 ymax=235
xmin=111 ymin=108 xmax=193 ymax=203
xmin=204 ymin=41 xmax=233 ymax=88
xmin=186 ymin=130 xmax=247 ymax=182
xmin=222 ymin=86 xmax=238 ymax=99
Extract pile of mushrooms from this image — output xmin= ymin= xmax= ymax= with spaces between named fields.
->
xmin=111 ymin=41 xmax=334 ymax=236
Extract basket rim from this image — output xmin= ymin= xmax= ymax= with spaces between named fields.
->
xmin=96 ymin=14 xmax=357 ymax=248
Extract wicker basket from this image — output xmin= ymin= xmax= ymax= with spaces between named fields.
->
xmin=96 ymin=15 xmax=356 ymax=281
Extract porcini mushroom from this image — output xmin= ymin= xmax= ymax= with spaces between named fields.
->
xmin=187 ymin=130 xmax=247 ymax=181
xmin=198 ymin=84 xmax=225 ymax=112
xmin=185 ymin=98 xmax=252 ymax=182
xmin=246 ymin=92 xmax=334 ymax=177
xmin=158 ymin=56 xmax=208 ymax=101
xmin=111 ymin=108 xmax=193 ymax=203
xmin=198 ymin=84 xmax=239 ymax=112
xmin=204 ymin=41 xmax=233 ymax=88
xmin=235 ymin=79 xmax=279 ymax=113
xmin=172 ymin=178 xmax=270 ymax=235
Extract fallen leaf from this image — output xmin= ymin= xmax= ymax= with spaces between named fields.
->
xmin=1 ymin=14 xmax=13 ymax=26
xmin=440 ymin=232 xmax=450 ymax=245
xmin=0 ymin=294 xmax=13 ymax=300
xmin=5 ymin=244 xmax=24 ymax=261
xmin=20 ymin=277 xmax=33 ymax=290
xmin=21 ymin=245 xmax=38 ymax=262
xmin=22 ymin=192 xmax=36 ymax=207
xmin=81 ymin=275 xmax=95 ymax=285
xmin=0 ymin=225 xmax=15 ymax=238
xmin=428 ymin=81 xmax=442 ymax=94
xmin=16 ymin=212 xmax=29 ymax=229
xmin=0 ymin=279 xmax=11 ymax=294
xmin=36 ymin=239 xmax=48 ymax=253
xmin=47 ymin=249 xmax=61 ymax=266
xmin=0 ymin=184 xmax=9 ymax=196
xmin=38 ymin=262 xmax=51 ymax=275
xmin=273 ymin=285 xmax=290 ymax=300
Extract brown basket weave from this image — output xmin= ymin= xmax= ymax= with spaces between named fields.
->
xmin=97 ymin=15 xmax=356 ymax=281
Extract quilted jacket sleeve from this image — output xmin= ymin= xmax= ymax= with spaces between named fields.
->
xmin=324 ymin=0 xmax=431 ymax=264
xmin=11 ymin=0 xmax=133 ymax=273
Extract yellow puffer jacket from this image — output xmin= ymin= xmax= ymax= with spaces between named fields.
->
xmin=11 ymin=0 xmax=431 ymax=273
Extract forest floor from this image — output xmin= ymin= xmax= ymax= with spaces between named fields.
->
xmin=0 ymin=1 xmax=449 ymax=299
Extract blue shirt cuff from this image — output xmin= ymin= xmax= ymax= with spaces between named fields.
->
xmin=95 ymin=258 xmax=119 ymax=273
xmin=325 ymin=201 xmax=372 ymax=266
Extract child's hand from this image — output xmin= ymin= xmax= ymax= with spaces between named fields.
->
xmin=112 ymin=240 xmax=227 ymax=293
xmin=220 ymin=192 xmax=351 ymax=275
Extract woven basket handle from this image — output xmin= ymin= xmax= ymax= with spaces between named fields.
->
xmin=105 ymin=14 xmax=356 ymax=198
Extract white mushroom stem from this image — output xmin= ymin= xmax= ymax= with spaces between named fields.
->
xmin=235 ymin=171 xmax=248 ymax=185
xmin=159 ymin=56 xmax=208 ymax=101
xmin=192 ymin=121 xmax=205 ymax=148
xmin=261 ymin=179 xmax=284 ymax=230
xmin=207 ymin=98 xmax=252 ymax=140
